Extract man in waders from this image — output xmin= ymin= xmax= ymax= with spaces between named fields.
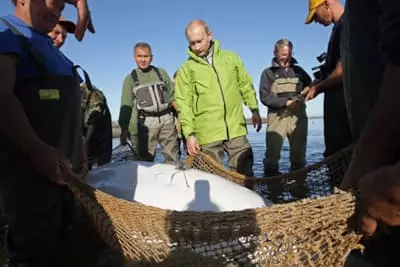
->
xmin=0 ymin=0 xmax=89 ymax=266
xmin=260 ymin=39 xmax=312 ymax=177
xmin=338 ymin=0 xmax=400 ymax=266
xmin=119 ymin=42 xmax=179 ymax=164
xmin=175 ymin=19 xmax=262 ymax=176
xmin=48 ymin=18 xmax=113 ymax=169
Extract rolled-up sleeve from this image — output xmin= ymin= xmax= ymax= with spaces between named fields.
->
xmin=379 ymin=0 xmax=400 ymax=65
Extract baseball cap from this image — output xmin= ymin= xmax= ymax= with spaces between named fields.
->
xmin=305 ymin=0 xmax=325 ymax=24
xmin=58 ymin=17 xmax=76 ymax=33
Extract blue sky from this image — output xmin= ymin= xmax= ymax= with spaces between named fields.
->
xmin=1 ymin=1 xmax=343 ymax=120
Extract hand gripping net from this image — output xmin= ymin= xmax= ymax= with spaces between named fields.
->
xmin=66 ymin=145 xmax=363 ymax=266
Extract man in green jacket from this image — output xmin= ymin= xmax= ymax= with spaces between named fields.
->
xmin=119 ymin=42 xmax=179 ymax=164
xmin=175 ymin=19 xmax=262 ymax=176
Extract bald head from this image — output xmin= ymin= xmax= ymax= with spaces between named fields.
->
xmin=185 ymin=19 xmax=212 ymax=57
xmin=185 ymin=20 xmax=210 ymax=39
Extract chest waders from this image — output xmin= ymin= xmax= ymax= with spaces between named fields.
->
xmin=130 ymin=67 xmax=179 ymax=164
xmin=0 ymin=18 xmax=82 ymax=266
xmin=131 ymin=67 xmax=171 ymax=118
xmin=264 ymin=70 xmax=308 ymax=183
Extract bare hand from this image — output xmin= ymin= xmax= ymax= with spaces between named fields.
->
xmin=65 ymin=0 xmax=95 ymax=41
xmin=252 ymin=110 xmax=262 ymax=132
xmin=300 ymin=86 xmax=310 ymax=96
xmin=186 ymin=135 xmax=200 ymax=156
xmin=350 ymin=164 xmax=400 ymax=237
xmin=302 ymin=85 xmax=320 ymax=101
xmin=30 ymin=144 xmax=70 ymax=185
xmin=286 ymin=99 xmax=299 ymax=108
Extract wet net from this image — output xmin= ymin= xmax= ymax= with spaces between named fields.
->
xmin=65 ymin=145 xmax=363 ymax=266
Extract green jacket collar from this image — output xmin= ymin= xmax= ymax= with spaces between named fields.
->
xmin=187 ymin=39 xmax=221 ymax=64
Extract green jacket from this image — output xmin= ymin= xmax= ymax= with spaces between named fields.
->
xmin=118 ymin=66 xmax=174 ymax=135
xmin=175 ymin=40 xmax=259 ymax=145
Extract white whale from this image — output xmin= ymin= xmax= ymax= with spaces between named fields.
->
xmin=85 ymin=160 xmax=272 ymax=212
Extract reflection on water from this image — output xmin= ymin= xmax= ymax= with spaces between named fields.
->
xmin=112 ymin=118 xmax=325 ymax=178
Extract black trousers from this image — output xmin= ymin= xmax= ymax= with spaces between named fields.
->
xmin=0 ymin=155 xmax=71 ymax=267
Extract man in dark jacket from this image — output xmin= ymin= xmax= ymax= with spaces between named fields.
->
xmin=259 ymin=39 xmax=311 ymax=176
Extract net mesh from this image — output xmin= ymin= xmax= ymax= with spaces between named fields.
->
xmin=65 ymin=145 xmax=362 ymax=266
xmin=185 ymin=146 xmax=353 ymax=204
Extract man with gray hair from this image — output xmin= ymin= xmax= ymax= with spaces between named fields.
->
xmin=260 ymin=38 xmax=312 ymax=176
xmin=119 ymin=42 xmax=179 ymax=164
xmin=175 ymin=19 xmax=262 ymax=176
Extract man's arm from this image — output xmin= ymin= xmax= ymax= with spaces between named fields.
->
xmin=259 ymin=69 xmax=289 ymax=108
xmin=174 ymin=67 xmax=194 ymax=138
xmin=235 ymin=54 xmax=259 ymax=112
xmin=315 ymin=61 xmax=343 ymax=93
xmin=303 ymin=62 xmax=343 ymax=101
xmin=341 ymin=0 xmax=400 ymax=189
xmin=118 ymin=74 xmax=133 ymax=132
xmin=0 ymin=54 xmax=46 ymax=156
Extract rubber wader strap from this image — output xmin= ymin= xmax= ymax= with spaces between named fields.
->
xmin=131 ymin=69 xmax=139 ymax=86
xmin=74 ymin=65 xmax=94 ymax=107
xmin=152 ymin=66 xmax=164 ymax=82
xmin=0 ymin=18 xmax=46 ymax=73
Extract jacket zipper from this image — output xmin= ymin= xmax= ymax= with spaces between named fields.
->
xmin=211 ymin=61 xmax=230 ymax=140
xmin=194 ymin=85 xmax=200 ymax=113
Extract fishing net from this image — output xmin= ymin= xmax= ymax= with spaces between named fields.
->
xmin=65 ymin=145 xmax=363 ymax=266
xmin=185 ymin=146 xmax=353 ymax=204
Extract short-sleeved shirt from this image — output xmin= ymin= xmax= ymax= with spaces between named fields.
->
xmin=325 ymin=16 xmax=343 ymax=75
xmin=322 ymin=15 xmax=353 ymax=157
xmin=0 ymin=14 xmax=75 ymax=80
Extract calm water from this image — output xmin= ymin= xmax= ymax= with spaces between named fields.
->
xmin=112 ymin=118 xmax=325 ymax=178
